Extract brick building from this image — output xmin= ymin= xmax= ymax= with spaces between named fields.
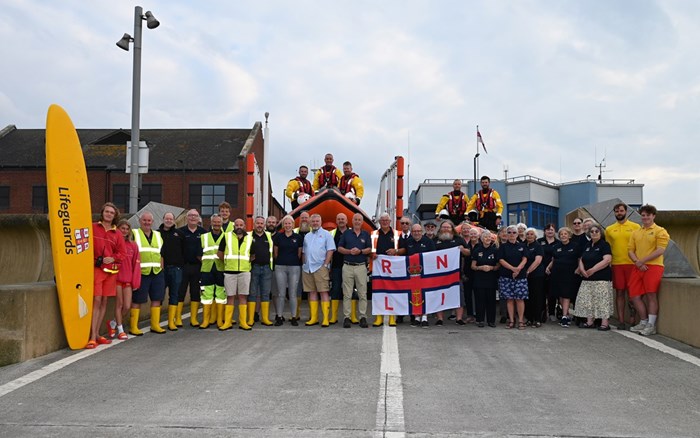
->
xmin=0 ymin=123 xmax=284 ymax=220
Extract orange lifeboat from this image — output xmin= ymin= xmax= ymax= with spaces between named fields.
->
xmin=289 ymin=187 xmax=376 ymax=232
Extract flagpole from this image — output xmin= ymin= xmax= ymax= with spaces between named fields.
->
xmin=473 ymin=125 xmax=480 ymax=195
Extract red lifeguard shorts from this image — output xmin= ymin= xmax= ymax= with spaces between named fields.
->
xmin=611 ymin=264 xmax=634 ymax=291
xmin=94 ymin=268 xmax=117 ymax=297
xmin=628 ymin=265 xmax=664 ymax=298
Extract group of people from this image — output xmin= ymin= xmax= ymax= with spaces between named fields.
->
xmin=285 ymin=153 xmax=365 ymax=208
xmin=86 ymin=173 xmax=669 ymax=348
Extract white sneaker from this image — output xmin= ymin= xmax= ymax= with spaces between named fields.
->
xmin=640 ymin=324 xmax=656 ymax=336
xmin=630 ymin=322 xmax=647 ymax=333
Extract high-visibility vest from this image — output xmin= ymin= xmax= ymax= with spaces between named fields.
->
xmin=221 ymin=221 xmax=234 ymax=233
xmin=371 ymin=229 xmax=400 ymax=254
xmin=200 ymin=231 xmax=225 ymax=273
xmin=132 ymin=228 xmax=163 ymax=275
xmin=250 ymin=231 xmax=274 ymax=269
xmin=223 ymin=232 xmax=253 ymax=272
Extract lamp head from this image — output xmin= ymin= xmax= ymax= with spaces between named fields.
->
xmin=116 ymin=33 xmax=132 ymax=51
xmin=145 ymin=11 xmax=160 ymax=29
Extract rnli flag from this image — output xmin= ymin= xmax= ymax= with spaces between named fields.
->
xmin=371 ymin=247 xmax=461 ymax=316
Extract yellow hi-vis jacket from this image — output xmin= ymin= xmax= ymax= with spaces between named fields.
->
xmin=132 ymin=228 xmax=163 ymax=275
xmin=223 ymin=232 xmax=253 ymax=272
xmin=201 ymin=231 xmax=225 ymax=273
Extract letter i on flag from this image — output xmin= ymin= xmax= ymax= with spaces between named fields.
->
xmin=477 ymin=128 xmax=488 ymax=154
xmin=371 ymin=247 xmax=462 ymax=316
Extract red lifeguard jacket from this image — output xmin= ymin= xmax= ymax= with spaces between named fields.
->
xmin=446 ymin=191 xmax=467 ymax=217
xmin=475 ymin=189 xmax=497 ymax=211
xmin=318 ymin=165 xmax=339 ymax=187
xmin=339 ymin=173 xmax=358 ymax=194
xmin=295 ymin=177 xmax=312 ymax=195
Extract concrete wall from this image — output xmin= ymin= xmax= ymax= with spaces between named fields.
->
xmin=658 ymin=279 xmax=700 ymax=348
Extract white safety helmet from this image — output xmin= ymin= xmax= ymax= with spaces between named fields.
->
xmin=298 ymin=193 xmax=311 ymax=204
xmin=438 ymin=209 xmax=450 ymax=219
xmin=345 ymin=192 xmax=356 ymax=201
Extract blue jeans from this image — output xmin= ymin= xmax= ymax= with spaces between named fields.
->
xmin=164 ymin=266 xmax=182 ymax=305
xmin=250 ymin=264 xmax=272 ymax=302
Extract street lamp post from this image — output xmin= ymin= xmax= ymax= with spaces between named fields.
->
xmin=117 ymin=6 xmax=159 ymax=214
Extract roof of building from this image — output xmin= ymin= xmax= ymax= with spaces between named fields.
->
xmin=0 ymin=124 xmax=261 ymax=171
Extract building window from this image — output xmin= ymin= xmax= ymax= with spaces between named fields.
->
xmin=32 ymin=186 xmax=48 ymax=213
xmin=113 ymin=183 xmax=162 ymax=211
xmin=0 ymin=186 xmax=9 ymax=210
xmin=507 ymin=202 xmax=558 ymax=229
xmin=189 ymin=184 xmax=238 ymax=216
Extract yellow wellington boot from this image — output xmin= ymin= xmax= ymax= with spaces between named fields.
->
xmin=150 ymin=307 xmax=166 ymax=334
xmin=306 ymin=300 xmax=319 ymax=326
xmin=388 ymin=315 xmax=396 ymax=327
xmin=238 ymin=304 xmax=252 ymax=330
xmin=167 ymin=305 xmax=178 ymax=331
xmin=175 ymin=302 xmax=184 ymax=327
xmin=260 ymin=302 xmax=273 ymax=326
xmin=190 ymin=302 xmax=200 ymax=327
xmin=129 ymin=308 xmax=144 ymax=336
xmin=247 ymin=302 xmax=257 ymax=327
xmin=217 ymin=303 xmax=225 ymax=328
xmin=199 ymin=304 xmax=211 ymax=329
xmin=219 ymin=305 xmax=234 ymax=331
xmin=210 ymin=302 xmax=218 ymax=325
xmin=321 ymin=301 xmax=331 ymax=327
xmin=350 ymin=300 xmax=360 ymax=324
xmin=329 ymin=300 xmax=340 ymax=324
xmin=373 ymin=315 xmax=384 ymax=327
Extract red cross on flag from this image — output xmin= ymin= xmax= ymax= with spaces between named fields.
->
xmin=371 ymin=247 xmax=461 ymax=315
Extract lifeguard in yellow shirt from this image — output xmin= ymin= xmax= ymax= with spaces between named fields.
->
xmin=285 ymin=165 xmax=314 ymax=210
xmin=466 ymin=176 xmax=503 ymax=231
xmin=338 ymin=161 xmax=364 ymax=205
xmin=435 ymin=179 xmax=470 ymax=226
xmin=312 ymin=153 xmax=343 ymax=192
xmin=604 ymin=202 xmax=640 ymax=328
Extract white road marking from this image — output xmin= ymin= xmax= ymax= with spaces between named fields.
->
xmin=0 ymin=313 xmax=185 ymax=399
xmin=375 ymin=324 xmax=405 ymax=438
xmin=615 ymin=330 xmax=700 ymax=367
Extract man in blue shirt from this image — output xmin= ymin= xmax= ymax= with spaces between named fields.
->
xmin=302 ymin=213 xmax=336 ymax=327
xmin=338 ymin=213 xmax=372 ymax=328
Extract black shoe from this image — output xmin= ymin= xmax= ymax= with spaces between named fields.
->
xmin=410 ymin=319 xmax=419 ymax=327
xmin=499 ymin=316 xmax=507 ymax=324
xmin=448 ymin=314 xmax=456 ymax=320
xmin=477 ymin=321 xmax=485 ymax=328
xmin=488 ymin=322 xmax=496 ymax=328
xmin=396 ymin=316 xmax=404 ymax=324
xmin=421 ymin=320 xmax=429 ymax=328
xmin=290 ymin=317 xmax=299 ymax=327
xmin=456 ymin=319 xmax=466 ymax=326
xmin=359 ymin=317 xmax=368 ymax=328
xmin=274 ymin=316 xmax=283 ymax=326
xmin=435 ymin=319 xmax=444 ymax=326
xmin=343 ymin=318 xmax=351 ymax=328
xmin=280 ymin=315 xmax=286 ymax=322
xmin=254 ymin=312 xmax=260 ymax=322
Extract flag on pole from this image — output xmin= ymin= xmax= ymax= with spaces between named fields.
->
xmin=477 ymin=129 xmax=488 ymax=154
xmin=371 ymin=247 xmax=461 ymax=316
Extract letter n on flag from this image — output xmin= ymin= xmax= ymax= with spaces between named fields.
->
xmin=371 ymin=247 xmax=461 ymax=315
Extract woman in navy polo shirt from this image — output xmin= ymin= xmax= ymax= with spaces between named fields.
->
xmin=273 ymin=215 xmax=303 ymax=326
xmin=524 ymin=227 xmax=545 ymax=327
xmin=573 ymin=223 xmax=614 ymax=331
xmin=546 ymin=227 xmax=581 ymax=328
xmin=497 ymin=225 xmax=528 ymax=329
xmin=471 ymin=230 xmax=500 ymax=327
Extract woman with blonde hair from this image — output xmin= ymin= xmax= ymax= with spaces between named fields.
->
xmin=107 ymin=219 xmax=141 ymax=340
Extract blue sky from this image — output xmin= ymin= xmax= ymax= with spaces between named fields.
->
xmin=2 ymin=0 xmax=698 ymax=212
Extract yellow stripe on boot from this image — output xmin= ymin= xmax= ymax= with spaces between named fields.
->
xmin=329 ymin=299 xmax=340 ymax=324
xmin=238 ymin=304 xmax=252 ymax=330
xmin=129 ymin=308 xmax=143 ymax=336
xmin=350 ymin=299 xmax=360 ymax=324
xmin=175 ymin=302 xmax=184 ymax=327
xmin=219 ymin=304 xmax=234 ymax=331
xmin=306 ymin=300 xmax=319 ymax=326
xmin=150 ymin=307 xmax=166 ymax=334
xmin=190 ymin=302 xmax=200 ymax=327
xmin=260 ymin=301 xmax=273 ymax=326
xmin=167 ymin=304 xmax=178 ymax=331
xmin=199 ymin=304 xmax=211 ymax=329
xmin=321 ymin=301 xmax=331 ymax=327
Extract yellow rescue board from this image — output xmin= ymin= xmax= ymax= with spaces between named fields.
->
xmin=45 ymin=104 xmax=93 ymax=350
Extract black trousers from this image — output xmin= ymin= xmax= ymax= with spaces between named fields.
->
xmin=178 ymin=262 xmax=202 ymax=302
xmin=462 ymin=277 xmax=475 ymax=316
xmin=474 ymin=287 xmax=497 ymax=324
xmin=526 ymin=276 xmax=545 ymax=322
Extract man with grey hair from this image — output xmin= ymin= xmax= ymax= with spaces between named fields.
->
xmin=177 ymin=209 xmax=206 ymax=328
xmin=370 ymin=213 xmax=404 ymax=326
xmin=302 ymin=213 xmax=336 ymax=327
